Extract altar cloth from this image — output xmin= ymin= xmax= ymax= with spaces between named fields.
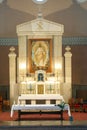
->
xmin=11 ymin=104 xmax=71 ymax=118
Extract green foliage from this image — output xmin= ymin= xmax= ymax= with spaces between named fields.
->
xmin=56 ymin=101 xmax=65 ymax=110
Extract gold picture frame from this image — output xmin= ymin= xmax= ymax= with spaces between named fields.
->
xmin=28 ymin=39 xmax=52 ymax=73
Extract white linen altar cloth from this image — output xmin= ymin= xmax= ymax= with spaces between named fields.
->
xmin=11 ymin=104 xmax=71 ymax=117
xmin=18 ymin=94 xmax=64 ymax=101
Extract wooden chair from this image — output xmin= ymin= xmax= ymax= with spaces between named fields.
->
xmin=68 ymin=98 xmax=75 ymax=111
xmin=0 ymin=96 xmax=3 ymax=111
xmin=3 ymin=100 xmax=10 ymax=111
xmin=82 ymin=104 xmax=87 ymax=112
xmin=74 ymin=98 xmax=83 ymax=112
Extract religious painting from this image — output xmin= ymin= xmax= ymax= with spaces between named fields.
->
xmin=28 ymin=39 xmax=52 ymax=73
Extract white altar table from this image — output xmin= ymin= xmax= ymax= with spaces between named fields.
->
xmin=18 ymin=94 xmax=64 ymax=104
xmin=11 ymin=104 xmax=71 ymax=121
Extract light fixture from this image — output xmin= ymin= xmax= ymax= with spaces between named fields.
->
xmin=0 ymin=0 xmax=4 ymax=4
xmin=55 ymin=63 xmax=61 ymax=71
xmin=32 ymin=0 xmax=48 ymax=4
xmin=32 ymin=0 xmax=48 ymax=18
xmin=20 ymin=63 xmax=26 ymax=70
xmin=76 ymin=0 xmax=87 ymax=3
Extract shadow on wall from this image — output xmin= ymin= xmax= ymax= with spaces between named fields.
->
xmin=0 ymin=86 xmax=9 ymax=100
xmin=72 ymin=85 xmax=87 ymax=101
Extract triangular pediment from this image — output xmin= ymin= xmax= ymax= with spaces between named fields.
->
xmin=17 ymin=18 xmax=64 ymax=35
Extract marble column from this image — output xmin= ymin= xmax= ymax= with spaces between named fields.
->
xmin=8 ymin=47 xmax=16 ymax=106
xmin=18 ymin=36 xmax=27 ymax=81
xmin=53 ymin=35 xmax=63 ymax=71
xmin=53 ymin=35 xmax=64 ymax=94
xmin=64 ymin=46 xmax=72 ymax=102
xmin=64 ymin=46 xmax=72 ymax=83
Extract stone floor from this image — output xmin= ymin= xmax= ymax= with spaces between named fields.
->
xmin=0 ymin=120 xmax=87 ymax=126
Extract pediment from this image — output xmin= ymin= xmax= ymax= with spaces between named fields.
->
xmin=17 ymin=18 xmax=64 ymax=35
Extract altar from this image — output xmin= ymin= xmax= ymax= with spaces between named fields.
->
xmin=8 ymin=16 xmax=72 ymax=106
xmin=18 ymin=94 xmax=64 ymax=105
xmin=11 ymin=103 xmax=71 ymax=121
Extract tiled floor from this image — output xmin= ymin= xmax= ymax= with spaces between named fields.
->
xmin=0 ymin=120 xmax=87 ymax=126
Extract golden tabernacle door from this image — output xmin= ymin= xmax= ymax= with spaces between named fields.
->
xmin=37 ymin=84 xmax=44 ymax=94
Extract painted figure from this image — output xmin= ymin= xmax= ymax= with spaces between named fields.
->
xmin=34 ymin=44 xmax=46 ymax=66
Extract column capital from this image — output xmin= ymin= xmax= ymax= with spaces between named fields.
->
xmin=64 ymin=46 xmax=72 ymax=57
xmin=8 ymin=46 xmax=16 ymax=57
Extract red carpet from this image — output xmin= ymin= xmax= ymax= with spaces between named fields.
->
xmin=0 ymin=111 xmax=87 ymax=121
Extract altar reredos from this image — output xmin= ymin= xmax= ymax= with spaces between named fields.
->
xmin=16 ymin=18 xmax=64 ymax=36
